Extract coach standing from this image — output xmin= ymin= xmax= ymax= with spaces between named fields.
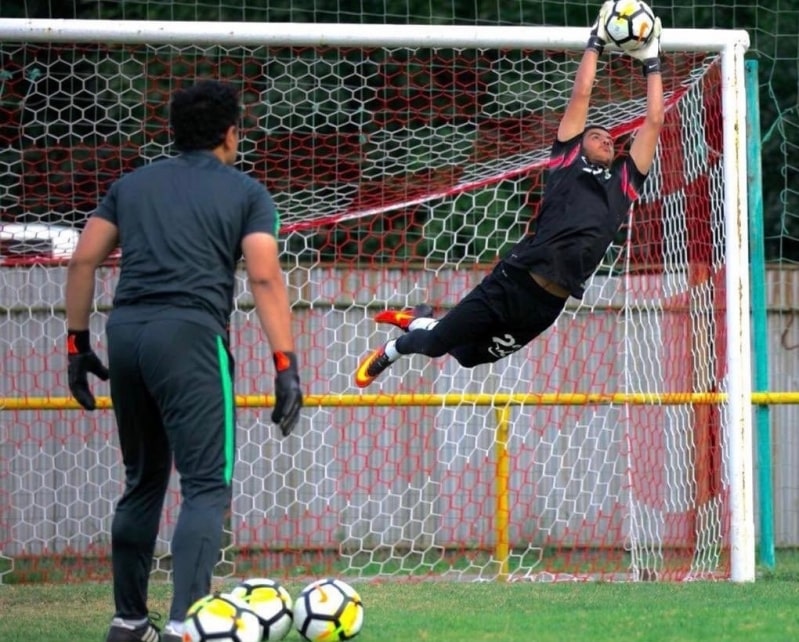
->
xmin=65 ymin=79 xmax=303 ymax=642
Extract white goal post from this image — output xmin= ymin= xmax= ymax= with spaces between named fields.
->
xmin=0 ymin=19 xmax=753 ymax=583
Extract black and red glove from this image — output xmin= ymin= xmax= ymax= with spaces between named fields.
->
xmin=67 ymin=329 xmax=109 ymax=411
xmin=271 ymin=351 xmax=303 ymax=437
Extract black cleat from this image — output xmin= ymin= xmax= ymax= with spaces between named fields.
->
xmin=104 ymin=618 xmax=161 ymax=642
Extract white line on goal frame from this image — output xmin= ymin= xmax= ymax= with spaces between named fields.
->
xmin=0 ymin=18 xmax=754 ymax=582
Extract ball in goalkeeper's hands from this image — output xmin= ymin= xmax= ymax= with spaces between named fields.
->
xmin=603 ymin=0 xmax=657 ymax=52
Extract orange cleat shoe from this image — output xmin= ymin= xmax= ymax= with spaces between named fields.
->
xmin=354 ymin=343 xmax=396 ymax=388
xmin=374 ymin=304 xmax=434 ymax=331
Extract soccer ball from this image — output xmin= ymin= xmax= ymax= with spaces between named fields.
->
xmin=229 ymin=577 xmax=293 ymax=641
xmin=183 ymin=592 xmax=263 ymax=642
xmin=293 ymin=578 xmax=364 ymax=641
xmin=604 ymin=0 xmax=656 ymax=51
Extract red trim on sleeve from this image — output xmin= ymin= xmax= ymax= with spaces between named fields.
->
xmin=621 ymin=164 xmax=640 ymax=201
xmin=548 ymin=143 xmax=581 ymax=171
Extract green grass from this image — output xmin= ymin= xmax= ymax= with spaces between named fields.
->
xmin=1 ymin=558 xmax=799 ymax=641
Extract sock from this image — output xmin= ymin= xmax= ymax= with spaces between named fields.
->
xmin=113 ymin=617 xmax=148 ymax=629
xmin=409 ymin=318 xmax=437 ymax=332
xmin=384 ymin=339 xmax=400 ymax=361
xmin=165 ymin=620 xmax=185 ymax=634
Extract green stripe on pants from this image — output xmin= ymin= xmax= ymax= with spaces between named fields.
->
xmin=216 ymin=335 xmax=235 ymax=485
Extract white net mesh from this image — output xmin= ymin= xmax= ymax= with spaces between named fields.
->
xmin=0 ymin=28 xmax=739 ymax=582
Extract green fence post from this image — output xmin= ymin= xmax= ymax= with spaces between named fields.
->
xmin=745 ymin=58 xmax=775 ymax=569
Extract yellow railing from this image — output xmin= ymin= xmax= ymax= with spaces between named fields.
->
xmin=3 ymin=391 xmax=796 ymax=579
xmin=2 ymin=391 xmax=798 ymax=410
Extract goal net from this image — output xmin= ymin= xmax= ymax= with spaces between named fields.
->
xmin=0 ymin=21 xmax=753 ymax=583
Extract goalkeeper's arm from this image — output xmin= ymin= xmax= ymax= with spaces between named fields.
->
xmin=628 ymin=17 xmax=665 ymax=175
xmin=557 ymin=1 xmax=615 ymax=143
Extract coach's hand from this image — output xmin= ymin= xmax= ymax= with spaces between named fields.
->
xmin=272 ymin=351 xmax=303 ymax=437
xmin=67 ymin=329 xmax=109 ymax=411
xmin=586 ymin=0 xmax=614 ymax=55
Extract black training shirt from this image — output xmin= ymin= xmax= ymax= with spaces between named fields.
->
xmin=95 ymin=150 xmax=279 ymax=334
xmin=504 ymin=133 xmax=647 ymax=298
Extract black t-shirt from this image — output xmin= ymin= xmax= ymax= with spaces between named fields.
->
xmin=504 ymin=133 xmax=647 ymax=298
xmin=94 ymin=150 xmax=279 ymax=334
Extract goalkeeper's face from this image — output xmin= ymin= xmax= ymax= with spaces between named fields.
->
xmin=581 ymin=127 xmax=614 ymax=168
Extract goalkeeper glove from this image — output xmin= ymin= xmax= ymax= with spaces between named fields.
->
xmin=271 ymin=351 xmax=303 ymax=437
xmin=586 ymin=1 xmax=615 ymax=56
xmin=627 ymin=16 xmax=663 ymax=76
xmin=67 ymin=329 xmax=109 ymax=411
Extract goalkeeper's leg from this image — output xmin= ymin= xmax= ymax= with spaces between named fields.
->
xmin=397 ymin=292 xmax=504 ymax=366
xmin=397 ymin=262 xmax=543 ymax=366
xmin=355 ymin=269 xmax=501 ymax=387
xmin=433 ymin=264 xmax=567 ymax=366
xmin=374 ymin=303 xmax=435 ymax=331
xmin=354 ymin=262 xmax=569 ymax=385
xmin=354 ymin=303 xmax=472 ymax=387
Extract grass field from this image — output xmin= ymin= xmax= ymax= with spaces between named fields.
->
xmin=1 ymin=555 xmax=798 ymax=642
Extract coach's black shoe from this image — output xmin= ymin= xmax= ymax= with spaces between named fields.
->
xmin=161 ymin=625 xmax=183 ymax=642
xmin=374 ymin=303 xmax=434 ymax=331
xmin=104 ymin=616 xmax=161 ymax=642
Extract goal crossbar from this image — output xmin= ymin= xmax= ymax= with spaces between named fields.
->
xmin=0 ymin=19 xmax=749 ymax=52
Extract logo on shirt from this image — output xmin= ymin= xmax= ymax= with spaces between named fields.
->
xmin=580 ymin=156 xmax=612 ymax=181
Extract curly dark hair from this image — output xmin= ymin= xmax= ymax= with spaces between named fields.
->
xmin=169 ymin=80 xmax=240 ymax=152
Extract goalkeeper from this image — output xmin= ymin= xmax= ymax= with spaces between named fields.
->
xmin=65 ymin=80 xmax=303 ymax=642
xmin=355 ymin=2 xmax=664 ymax=388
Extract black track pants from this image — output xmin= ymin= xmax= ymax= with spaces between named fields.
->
xmin=106 ymin=318 xmax=236 ymax=622
xmin=396 ymin=261 xmax=567 ymax=367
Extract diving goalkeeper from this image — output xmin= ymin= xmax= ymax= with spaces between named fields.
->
xmin=355 ymin=1 xmax=664 ymax=388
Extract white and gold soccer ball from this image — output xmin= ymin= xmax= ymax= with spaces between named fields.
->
xmin=604 ymin=0 xmax=656 ymax=52
xmin=229 ymin=577 xmax=294 ymax=641
xmin=183 ymin=592 xmax=263 ymax=642
xmin=293 ymin=578 xmax=364 ymax=641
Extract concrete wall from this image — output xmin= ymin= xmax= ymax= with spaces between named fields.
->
xmin=1 ymin=264 xmax=796 ymax=567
